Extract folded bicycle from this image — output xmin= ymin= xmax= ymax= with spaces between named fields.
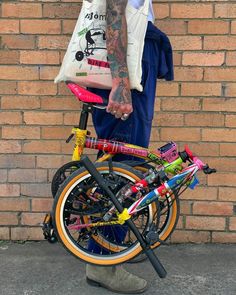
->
xmin=42 ymin=82 xmax=216 ymax=278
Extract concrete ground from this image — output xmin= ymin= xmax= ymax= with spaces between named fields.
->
xmin=0 ymin=241 xmax=235 ymax=295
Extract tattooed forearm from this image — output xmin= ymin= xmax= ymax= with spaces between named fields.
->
xmin=106 ymin=0 xmax=131 ymax=105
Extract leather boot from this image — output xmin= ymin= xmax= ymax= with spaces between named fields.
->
xmin=86 ymin=264 xmax=148 ymax=294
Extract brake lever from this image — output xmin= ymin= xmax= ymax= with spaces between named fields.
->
xmin=203 ymin=165 xmax=217 ymax=175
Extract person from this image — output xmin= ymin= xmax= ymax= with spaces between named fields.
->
xmin=85 ymin=0 xmax=174 ymax=293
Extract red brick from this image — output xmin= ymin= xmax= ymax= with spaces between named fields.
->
xmin=38 ymin=36 xmax=70 ymax=50
xmin=21 ymin=213 xmax=45 ymax=226
xmin=0 ymin=81 xmax=17 ymax=94
xmin=193 ymin=202 xmax=233 ymax=216
xmin=21 ymin=184 xmax=51 ymax=198
xmin=39 ymin=66 xmax=60 ymax=80
xmin=171 ymin=230 xmax=210 ymax=244
xmin=20 ymin=20 xmax=61 ymax=34
xmin=205 ymin=68 xmax=236 ymax=82
xmin=0 ymin=228 xmax=10 ymax=240
xmin=162 ymin=97 xmax=201 ymax=111
xmin=11 ymin=227 xmax=43 ymax=241
xmin=1 ymin=96 xmax=40 ymax=110
xmin=20 ymin=51 xmax=60 ymax=65
xmin=36 ymin=155 xmax=66 ymax=169
xmin=219 ymin=187 xmax=236 ymax=201
xmin=2 ymin=126 xmax=40 ymax=140
xmin=225 ymin=115 xmax=236 ymax=127
xmin=155 ymin=20 xmax=186 ymax=35
xmin=42 ymin=3 xmax=81 ymax=18
xmin=18 ymin=82 xmax=57 ymax=96
xmin=0 ymin=184 xmax=20 ymax=197
xmin=0 ymin=155 xmax=35 ymax=169
xmin=171 ymin=4 xmax=213 ymax=19
xmin=173 ymin=52 xmax=182 ymax=66
xmin=0 ymin=170 xmax=7 ymax=183
xmin=153 ymin=113 xmax=184 ymax=127
xmin=202 ymin=129 xmax=236 ymax=143
xmin=229 ymin=217 xmax=236 ymax=231
xmin=232 ymin=21 xmax=236 ymax=34
xmin=41 ymin=127 xmax=72 ymax=139
xmin=170 ymin=36 xmax=202 ymax=50
xmin=188 ymin=20 xmax=229 ymax=35
xmin=215 ymin=4 xmax=236 ymax=18
xmin=186 ymin=216 xmax=225 ymax=231
xmin=226 ymin=52 xmax=236 ymax=66
xmin=62 ymin=20 xmax=77 ymax=34
xmin=156 ymin=82 xmax=179 ymax=97
xmin=0 ymin=112 xmax=22 ymax=124
xmin=212 ymin=232 xmax=236 ymax=243
xmin=23 ymin=140 xmax=61 ymax=154
xmin=204 ymin=36 xmax=236 ymax=50
xmin=225 ymin=83 xmax=236 ymax=97
xmin=174 ymin=67 xmax=203 ymax=81
xmin=160 ymin=127 xmax=201 ymax=142
xmin=0 ymin=213 xmax=18 ymax=225
xmin=1 ymin=35 xmax=35 ymax=49
xmin=185 ymin=113 xmax=224 ymax=127
xmin=208 ymin=173 xmax=236 ymax=187
xmin=153 ymin=4 xmax=169 ymax=19
xmin=203 ymin=98 xmax=236 ymax=112
xmin=0 ymin=141 xmax=21 ymax=154
xmin=183 ymin=52 xmax=225 ymax=67
xmin=0 ymin=20 xmax=19 ymax=34
xmin=8 ymin=169 xmax=47 ymax=183
xmin=41 ymin=96 xmax=80 ymax=110
xmin=180 ymin=201 xmax=191 ymax=215
xmin=0 ymin=66 xmax=38 ymax=80
xmin=181 ymin=83 xmax=222 ymax=97
xmin=0 ymin=50 xmax=20 ymax=64
xmin=24 ymin=111 xmax=63 ymax=125
xmin=0 ymin=199 xmax=30 ymax=212
xmin=31 ymin=198 xmax=53 ymax=212
xmin=181 ymin=187 xmax=217 ymax=201
xmin=220 ymin=143 xmax=236 ymax=157
xmin=2 ymin=3 xmax=42 ymax=18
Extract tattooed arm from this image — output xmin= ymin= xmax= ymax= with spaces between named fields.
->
xmin=106 ymin=0 xmax=133 ymax=119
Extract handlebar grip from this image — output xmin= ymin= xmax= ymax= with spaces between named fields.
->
xmin=144 ymin=249 xmax=167 ymax=278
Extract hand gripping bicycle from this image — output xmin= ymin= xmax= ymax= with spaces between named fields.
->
xmin=50 ymin=144 xmax=216 ymax=277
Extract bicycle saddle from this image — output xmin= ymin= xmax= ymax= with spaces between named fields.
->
xmin=66 ymin=81 xmax=104 ymax=104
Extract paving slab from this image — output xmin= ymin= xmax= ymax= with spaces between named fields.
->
xmin=0 ymin=242 xmax=235 ymax=295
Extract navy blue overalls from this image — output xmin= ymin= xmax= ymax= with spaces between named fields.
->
xmin=88 ymin=22 xmax=174 ymax=253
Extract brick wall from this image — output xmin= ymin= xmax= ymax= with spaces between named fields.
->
xmin=0 ymin=0 xmax=235 ymax=243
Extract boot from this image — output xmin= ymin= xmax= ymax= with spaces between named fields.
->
xmin=86 ymin=264 xmax=148 ymax=294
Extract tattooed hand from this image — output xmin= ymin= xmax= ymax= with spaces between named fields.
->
xmin=106 ymin=0 xmax=133 ymax=119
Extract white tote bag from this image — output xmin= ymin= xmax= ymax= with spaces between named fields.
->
xmin=54 ymin=0 xmax=149 ymax=92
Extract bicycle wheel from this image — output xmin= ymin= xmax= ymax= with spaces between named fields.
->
xmin=53 ymin=162 xmax=162 ymax=265
xmin=51 ymin=161 xmax=82 ymax=198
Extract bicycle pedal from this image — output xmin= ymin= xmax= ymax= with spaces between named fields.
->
xmin=41 ymin=213 xmax=58 ymax=244
xmin=145 ymin=231 xmax=168 ymax=246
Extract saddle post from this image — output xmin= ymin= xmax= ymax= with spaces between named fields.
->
xmin=78 ymin=103 xmax=93 ymax=130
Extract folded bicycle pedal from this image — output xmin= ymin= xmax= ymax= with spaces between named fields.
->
xmin=41 ymin=213 xmax=58 ymax=244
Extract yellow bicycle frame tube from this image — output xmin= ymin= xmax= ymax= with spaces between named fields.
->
xmin=71 ymin=128 xmax=87 ymax=161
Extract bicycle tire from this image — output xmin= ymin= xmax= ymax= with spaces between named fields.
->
xmin=52 ymin=162 xmax=179 ymax=265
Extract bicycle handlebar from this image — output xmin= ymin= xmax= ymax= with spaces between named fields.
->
xmin=179 ymin=145 xmax=216 ymax=175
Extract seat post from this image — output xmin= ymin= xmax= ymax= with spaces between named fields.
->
xmin=77 ymin=103 xmax=93 ymax=130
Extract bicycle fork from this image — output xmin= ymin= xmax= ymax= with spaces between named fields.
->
xmin=81 ymin=156 xmax=167 ymax=279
